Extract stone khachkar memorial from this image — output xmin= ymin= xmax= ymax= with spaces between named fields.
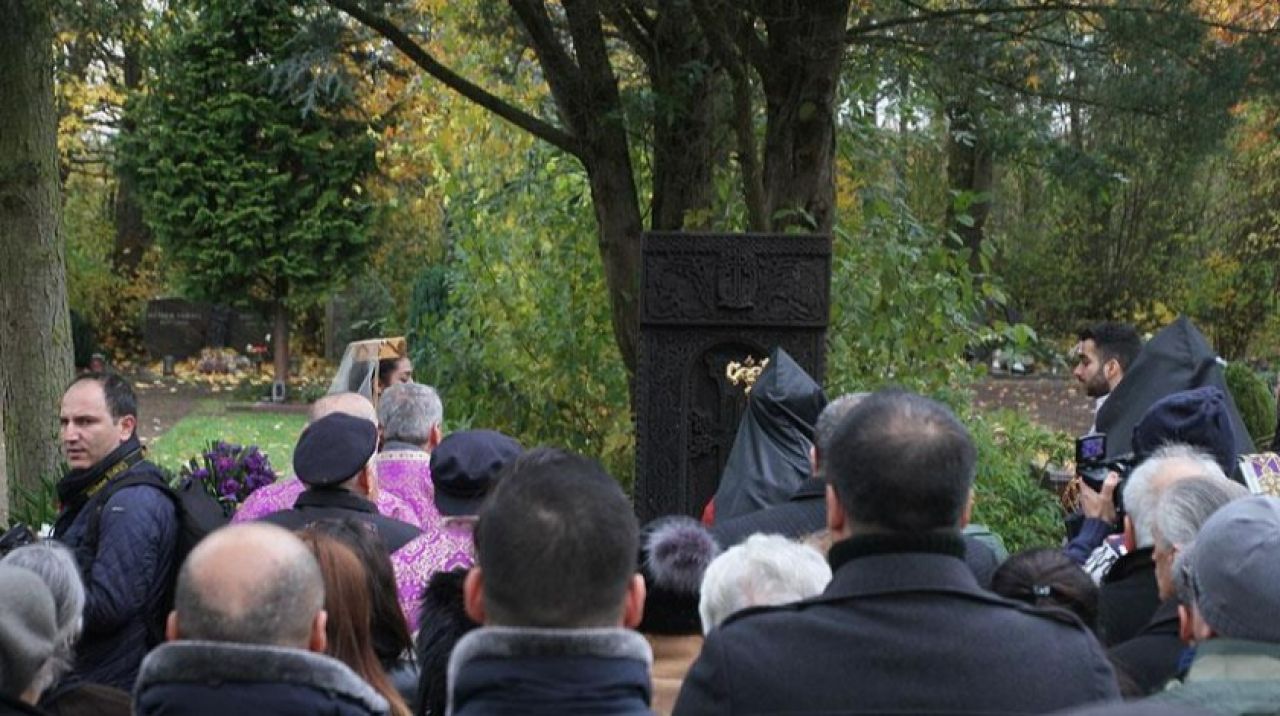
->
xmin=634 ymin=232 xmax=830 ymax=522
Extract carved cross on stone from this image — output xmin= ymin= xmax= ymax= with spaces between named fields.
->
xmin=634 ymin=232 xmax=830 ymax=521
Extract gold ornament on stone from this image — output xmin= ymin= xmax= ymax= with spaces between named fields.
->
xmin=726 ymin=356 xmax=769 ymax=394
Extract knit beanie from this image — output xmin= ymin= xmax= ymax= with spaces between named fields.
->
xmin=1132 ymin=386 xmax=1238 ymax=476
xmin=0 ymin=565 xmax=58 ymax=698
xmin=637 ymin=517 xmax=720 ymax=635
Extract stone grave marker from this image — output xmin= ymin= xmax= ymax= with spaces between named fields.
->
xmin=143 ymin=298 xmax=211 ymax=360
xmin=634 ymin=232 xmax=830 ymax=521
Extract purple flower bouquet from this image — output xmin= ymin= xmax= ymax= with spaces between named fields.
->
xmin=180 ymin=440 xmax=278 ymax=515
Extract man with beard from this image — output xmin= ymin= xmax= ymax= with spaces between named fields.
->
xmin=1073 ymin=322 xmax=1143 ymax=430
xmin=51 ymin=372 xmax=178 ymax=691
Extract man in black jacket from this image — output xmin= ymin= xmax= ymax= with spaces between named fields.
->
xmin=674 ymin=390 xmax=1120 ymax=715
xmin=448 ymin=448 xmax=653 ymax=716
xmin=134 ymin=522 xmax=389 ymax=715
xmin=260 ymin=412 xmax=420 ymax=554
xmin=712 ymin=391 xmax=1003 ymax=586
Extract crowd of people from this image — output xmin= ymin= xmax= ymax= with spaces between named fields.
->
xmin=1 ymin=324 xmax=1279 ymax=716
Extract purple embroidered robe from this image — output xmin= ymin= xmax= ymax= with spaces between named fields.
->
xmin=233 ymin=476 xmax=422 ymax=528
xmin=369 ymin=449 xmax=440 ymax=529
xmin=392 ymin=518 xmax=476 ymax=632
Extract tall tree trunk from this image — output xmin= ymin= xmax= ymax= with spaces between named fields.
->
xmin=113 ymin=31 xmax=150 ymax=274
xmin=0 ymin=0 xmax=75 ymax=495
xmin=0 ymin=406 xmax=7 ymax=525
xmin=945 ymin=103 xmax=994 ymax=274
xmin=272 ymin=300 xmax=290 ymax=394
xmin=649 ymin=1 xmax=717 ymax=231
xmin=758 ymin=0 xmax=851 ymax=234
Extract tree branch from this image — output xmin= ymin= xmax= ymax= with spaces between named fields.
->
xmin=326 ymin=0 xmax=582 ymax=157
xmin=848 ymin=2 xmax=1279 ymax=42
xmin=602 ymin=2 xmax=654 ymax=67
xmin=692 ymin=0 xmax=766 ymax=230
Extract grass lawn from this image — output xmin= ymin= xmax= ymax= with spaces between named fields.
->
xmin=146 ymin=401 xmax=308 ymax=476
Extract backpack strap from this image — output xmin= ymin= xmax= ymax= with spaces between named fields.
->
xmin=81 ymin=468 xmax=180 ymax=648
xmin=82 ymin=470 xmax=177 ymax=569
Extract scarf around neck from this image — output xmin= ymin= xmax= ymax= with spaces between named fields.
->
xmin=54 ymin=435 xmax=145 ymax=533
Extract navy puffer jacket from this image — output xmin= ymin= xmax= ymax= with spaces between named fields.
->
xmin=55 ymin=460 xmax=177 ymax=691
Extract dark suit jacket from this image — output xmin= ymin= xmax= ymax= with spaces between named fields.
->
xmin=711 ymin=478 xmax=827 ymax=547
xmin=711 ymin=479 xmax=1003 ymax=588
xmin=259 ymin=487 xmax=420 ymax=553
xmin=673 ymin=534 xmax=1120 ymax=715
xmin=1099 ymin=548 xmax=1159 ymax=647
xmin=1109 ymin=598 xmax=1185 ymax=695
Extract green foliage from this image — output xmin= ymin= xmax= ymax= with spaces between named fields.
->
xmin=967 ymin=409 xmax=1071 ymax=553
xmin=8 ymin=475 xmax=60 ymax=531
xmin=826 ymin=108 xmax=1001 ymax=397
xmin=62 ymin=173 xmax=164 ymax=358
xmin=409 ymin=143 xmax=634 ymax=488
xmin=1224 ymin=362 xmax=1277 ymax=448
xmin=119 ymin=0 xmax=377 ymax=316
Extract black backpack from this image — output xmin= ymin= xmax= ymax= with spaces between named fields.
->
xmin=85 ymin=470 xmax=229 ymax=645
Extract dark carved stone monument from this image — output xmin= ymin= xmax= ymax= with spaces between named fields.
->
xmin=634 ymin=232 xmax=830 ymax=521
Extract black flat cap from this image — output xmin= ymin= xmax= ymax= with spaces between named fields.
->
xmin=293 ymin=413 xmax=378 ymax=487
xmin=430 ymin=430 xmax=522 ymax=516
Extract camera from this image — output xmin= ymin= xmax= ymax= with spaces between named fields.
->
xmin=1074 ymin=433 xmax=1135 ymax=514
xmin=0 ymin=523 xmax=36 ymax=558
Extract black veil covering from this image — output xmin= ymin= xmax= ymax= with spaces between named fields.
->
xmin=1095 ymin=316 xmax=1255 ymax=460
xmin=712 ymin=347 xmax=826 ymax=522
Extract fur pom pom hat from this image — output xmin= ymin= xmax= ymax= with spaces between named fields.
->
xmin=637 ymin=516 xmax=720 ymax=635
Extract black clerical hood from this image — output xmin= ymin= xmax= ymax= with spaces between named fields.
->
xmin=1095 ymin=316 xmax=1254 ymax=461
xmin=712 ymin=347 xmax=826 ymax=522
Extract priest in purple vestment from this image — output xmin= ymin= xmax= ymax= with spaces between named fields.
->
xmin=394 ymin=430 xmax=521 ymax=631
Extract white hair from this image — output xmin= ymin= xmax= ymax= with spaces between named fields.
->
xmin=2 ymin=541 xmax=86 ymax=696
xmin=1154 ymin=477 xmax=1248 ymax=551
xmin=377 ymin=382 xmax=443 ymax=445
xmin=1124 ymin=444 xmax=1228 ymax=549
xmin=699 ymin=534 xmax=832 ymax=634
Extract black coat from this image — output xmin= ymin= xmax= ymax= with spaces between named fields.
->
xmin=1109 ymin=598 xmax=1186 ymax=695
xmin=40 ymin=683 xmax=130 ymax=716
xmin=259 ymin=487 xmax=420 ymax=553
xmin=448 ymin=627 xmax=653 ymax=716
xmin=134 ymin=640 xmax=390 ymax=716
xmin=711 ymin=477 xmax=827 ymax=546
xmin=1099 ymin=548 xmax=1160 ymax=647
xmin=711 ymin=479 xmax=1004 ymax=588
xmin=673 ymin=534 xmax=1120 ymax=716
xmin=0 ymin=694 xmax=44 ymax=716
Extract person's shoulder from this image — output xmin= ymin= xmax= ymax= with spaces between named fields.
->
xmin=104 ymin=464 xmax=175 ymax=513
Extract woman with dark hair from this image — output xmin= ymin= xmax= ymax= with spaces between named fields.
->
xmin=378 ymin=357 xmax=413 ymax=389
xmin=414 ymin=570 xmax=478 ymax=716
xmin=298 ymin=529 xmax=411 ymax=716
xmin=991 ymin=548 xmax=1099 ymax=633
xmin=309 ymin=519 xmax=417 ymax=709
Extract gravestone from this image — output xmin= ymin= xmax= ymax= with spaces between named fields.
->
xmin=634 ymin=232 xmax=830 ymax=521
xmin=143 ymin=299 xmax=211 ymax=360
xmin=226 ymin=310 xmax=270 ymax=352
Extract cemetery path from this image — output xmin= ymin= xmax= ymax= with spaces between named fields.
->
xmin=970 ymin=375 xmax=1094 ymax=436
xmin=127 ymin=371 xmax=1093 ymax=444
xmin=132 ymin=379 xmax=208 ymax=447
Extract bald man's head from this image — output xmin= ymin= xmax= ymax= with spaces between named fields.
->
xmin=171 ymin=523 xmax=325 ymax=649
xmin=309 ymin=392 xmax=377 ymax=424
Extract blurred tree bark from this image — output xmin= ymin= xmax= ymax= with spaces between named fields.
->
xmin=0 ymin=0 xmax=76 ymax=502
